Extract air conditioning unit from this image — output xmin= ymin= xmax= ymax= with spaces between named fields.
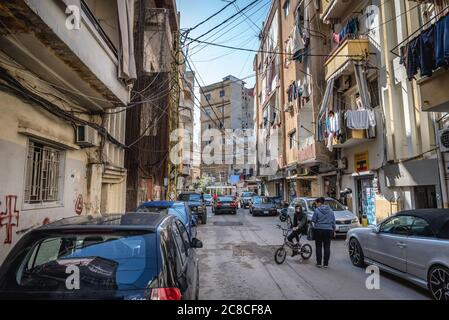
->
xmin=439 ymin=128 xmax=449 ymax=152
xmin=337 ymin=75 xmax=351 ymax=92
xmin=76 ymin=125 xmax=98 ymax=147
xmin=297 ymin=167 xmax=310 ymax=176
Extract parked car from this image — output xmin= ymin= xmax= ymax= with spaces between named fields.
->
xmin=240 ymin=191 xmax=256 ymax=208
xmin=287 ymin=197 xmax=360 ymax=234
xmin=213 ymin=196 xmax=238 ymax=215
xmin=203 ymin=194 xmax=213 ymax=206
xmin=250 ymin=196 xmax=278 ymax=216
xmin=268 ymin=196 xmax=283 ymax=209
xmin=178 ymin=192 xmax=207 ymax=224
xmin=347 ymin=209 xmax=449 ymax=300
xmin=0 ymin=213 xmax=202 ymax=300
xmin=135 ymin=201 xmax=197 ymax=240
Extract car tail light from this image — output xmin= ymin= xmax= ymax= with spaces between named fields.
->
xmin=150 ymin=287 xmax=181 ymax=300
xmin=231 ymin=202 xmax=237 ymax=207
xmin=216 ymin=202 xmax=222 ymax=207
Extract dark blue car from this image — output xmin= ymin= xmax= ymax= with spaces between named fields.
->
xmin=136 ymin=201 xmax=197 ymax=240
xmin=0 ymin=213 xmax=202 ymax=300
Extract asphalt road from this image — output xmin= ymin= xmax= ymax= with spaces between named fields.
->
xmin=196 ymin=207 xmax=430 ymax=300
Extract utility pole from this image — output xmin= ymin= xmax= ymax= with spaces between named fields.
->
xmin=167 ymin=30 xmax=181 ymax=200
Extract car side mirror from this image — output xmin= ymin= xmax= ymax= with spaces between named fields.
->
xmin=372 ymin=226 xmax=380 ymax=233
xmin=191 ymin=238 xmax=203 ymax=248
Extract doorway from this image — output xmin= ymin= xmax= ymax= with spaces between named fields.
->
xmin=356 ymin=176 xmax=376 ymax=225
xmin=414 ymin=185 xmax=437 ymax=209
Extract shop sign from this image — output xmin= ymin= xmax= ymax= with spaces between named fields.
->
xmin=354 ymin=151 xmax=369 ymax=173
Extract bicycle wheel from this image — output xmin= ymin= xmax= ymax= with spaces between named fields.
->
xmin=274 ymin=247 xmax=287 ymax=264
xmin=300 ymin=244 xmax=312 ymax=260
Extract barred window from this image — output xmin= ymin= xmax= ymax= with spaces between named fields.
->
xmin=24 ymin=141 xmax=63 ymax=204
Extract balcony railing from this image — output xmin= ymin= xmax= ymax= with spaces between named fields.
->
xmin=417 ymin=65 xmax=449 ymax=112
xmin=334 ymin=128 xmax=370 ymax=149
xmin=324 ymin=38 xmax=369 ymax=80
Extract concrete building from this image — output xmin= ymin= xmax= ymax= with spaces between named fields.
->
xmin=125 ymin=0 xmax=179 ymax=209
xmin=200 ymin=75 xmax=255 ymax=186
xmin=0 ymin=0 xmax=133 ymax=262
xmin=255 ymin=0 xmax=448 ymax=224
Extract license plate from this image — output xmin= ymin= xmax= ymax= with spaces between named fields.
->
xmin=339 ymin=226 xmax=349 ymax=232
xmin=264 ymin=211 xmax=269 ymax=214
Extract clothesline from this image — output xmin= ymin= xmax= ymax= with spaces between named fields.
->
xmin=390 ymin=4 xmax=449 ymax=57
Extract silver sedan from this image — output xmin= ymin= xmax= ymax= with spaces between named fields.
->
xmin=346 ymin=209 xmax=449 ymax=300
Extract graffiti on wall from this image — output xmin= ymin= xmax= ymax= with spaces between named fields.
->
xmin=0 ymin=195 xmax=20 ymax=244
xmin=75 ymin=194 xmax=83 ymax=215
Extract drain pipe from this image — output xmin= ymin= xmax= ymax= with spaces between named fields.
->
xmin=432 ymin=113 xmax=448 ymax=208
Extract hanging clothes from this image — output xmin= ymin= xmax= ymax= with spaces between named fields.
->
xmin=419 ymin=25 xmax=436 ymax=78
xmin=292 ymin=81 xmax=297 ymax=100
xmin=346 ymin=110 xmax=370 ymax=130
xmin=435 ymin=14 xmax=449 ymax=69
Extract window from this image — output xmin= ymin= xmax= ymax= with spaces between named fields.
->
xmin=289 ymin=130 xmax=296 ymax=149
xmin=24 ymin=141 xmax=63 ymax=204
xmin=218 ymin=106 xmax=224 ymax=113
xmin=380 ymin=216 xmax=414 ymax=236
xmin=175 ymin=220 xmax=190 ymax=250
xmin=283 ymin=0 xmax=290 ymax=18
xmin=205 ymin=94 xmax=211 ymax=101
xmin=171 ymin=222 xmax=187 ymax=269
xmin=409 ymin=217 xmax=435 ymax=238
xmin=219 ymin=90 xmax=225 ymax=97
xmin=205 ymin=108 xmax=212 ymax=116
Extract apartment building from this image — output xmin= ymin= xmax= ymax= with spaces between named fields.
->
xmin=255 ymin=0 xmax=448 ymax=225
xmin=0 ymin=0 xmax=133 ymax=262
xmin=200 ymin=75 xmax=255 ymax=185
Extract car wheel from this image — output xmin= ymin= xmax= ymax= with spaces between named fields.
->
xmin=348 ymin=238 xmax=365 ymax=267
xmin=428 ymin=265 xmax=449 ymax=300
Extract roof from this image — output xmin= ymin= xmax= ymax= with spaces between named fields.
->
xmin=139 ymin=201 xmax=178 ymax=208
xmin=36 ymin=213 xmax=169 ymax=232
xmin=396 ymin=209 xmax=449 ymax=239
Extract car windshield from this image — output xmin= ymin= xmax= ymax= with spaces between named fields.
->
xmin=307 ymin=199 xmax=345 ymax=211
xmin=242 ymin=192 xmax=254 ymax=197
xmin=178 ymin=194 xmax=202 ymax=201
xmin=253 ymin=197 xmax=270 ymax=204
xmin=218 ymin=196 xmax=234 ymax=202
xmin=6 ymin=231 xmax=157 ymax=297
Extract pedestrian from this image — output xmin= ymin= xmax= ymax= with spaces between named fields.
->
xmin=311 ymin=197 xmax=336 ymax=268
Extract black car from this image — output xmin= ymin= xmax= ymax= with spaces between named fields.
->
xmin=0 ymin=213 xmax=202 ymax=300
xmin=178 ymin=192 xmax=207 ymax=224
xmin=213 ymin=196 xmax=238 ymax=215
xmin=250 ymin=196 xmax=278 ymax=216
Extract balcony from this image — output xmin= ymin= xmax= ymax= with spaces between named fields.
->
xmin=324 ymin=39 xmax=370 ymax=80
xmin=418 ymin=68 xmax=449 ymax=112
xmin=320 ymin=0 xmax=354 ymax=23
xmin=0 ymin=0 xmax=130 ymax=110
xmin=334 ymin=128 xmax=371 ymax=149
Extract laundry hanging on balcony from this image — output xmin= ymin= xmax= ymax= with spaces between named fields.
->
xmin=117 ymin=0 xmax=137 ymax=83
xmin=333 ymin=17 xmax=359 ymax=45
xmin=292 ymin=5 xmax=310 ymax=62
xmin=400 ymin=13 xmax=449 ymax=81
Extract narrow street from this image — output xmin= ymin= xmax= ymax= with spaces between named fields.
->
xmin=197 ymin=207 xmax=430 ymax=300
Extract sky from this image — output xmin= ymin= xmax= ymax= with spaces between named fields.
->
xmin=176 ymin=0 xmax=271 ymax=89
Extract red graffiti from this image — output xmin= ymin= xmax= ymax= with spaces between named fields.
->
xmin=0 ymin=195 xmax=20 ymax=244
xmin=75 ymin=194 xmax=83 ymax=215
